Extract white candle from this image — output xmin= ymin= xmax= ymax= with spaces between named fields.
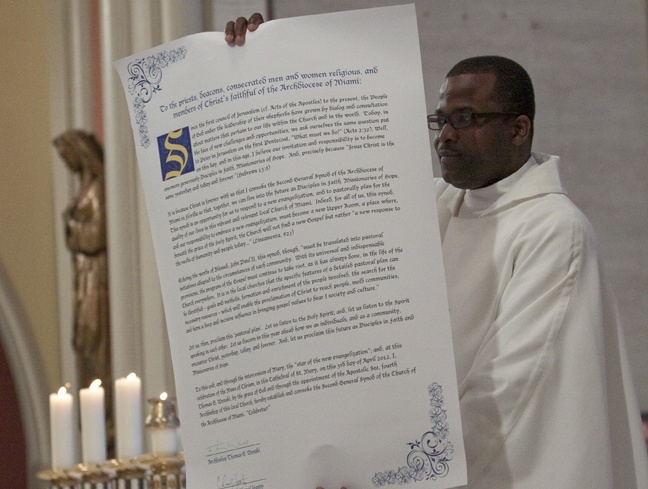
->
xmin=49 ymin=386 xmax=76 ymax=469
xmin=149 ymin=392 xmax=179 ymax=454
xmin=79 ymin=379 xmax=107 ymax=464
xmin=114 ymin=373 xmax=143 ymax=460
xmin=150 ymin=428 xmax=179 ymax=454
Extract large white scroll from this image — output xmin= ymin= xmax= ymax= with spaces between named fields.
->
xmin=115 ymin=5 xmax=466 ymax=489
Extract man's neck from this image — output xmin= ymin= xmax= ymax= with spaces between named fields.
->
xmin=458 ymin=155 xmax=536 ymax=218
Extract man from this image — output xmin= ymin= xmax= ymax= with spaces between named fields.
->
xmin=430 ymin=57 xmax=648 ymax=488
xmin=226 ymin=14 xmax=648 ymax=488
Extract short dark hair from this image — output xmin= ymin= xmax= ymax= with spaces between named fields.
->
xmin=447 ymin=56 xmax=535 ymax=126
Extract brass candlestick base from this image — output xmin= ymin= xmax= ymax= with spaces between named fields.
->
xmin=104 ymin=459 xmax=147 ymax=489
xmin=37 ymin=468 xmax=80 ymax=488
xmin=135 ymin=453 xmax=186 ymax=489
xmin=69 ymin=463 xmax=116 ymax=488
xmin=37 ymin=453 xmax=185 ymax=489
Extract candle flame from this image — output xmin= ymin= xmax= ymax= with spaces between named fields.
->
xmin=57 ymin=386 xmax=67 ymax=396
xmin=89 ymin=379 xmax=102 ymax=389
xmin=160 ymin=392 xmax=168 ymax=401
xmin=127 ymin=372 xmax=138 ymax=380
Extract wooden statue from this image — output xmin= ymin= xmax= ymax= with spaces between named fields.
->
xmin=54 ymin=129 xmax=113 ymax=457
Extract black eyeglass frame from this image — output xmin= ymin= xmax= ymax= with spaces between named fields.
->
xmin=427 ymin=112 xmax=520 ymax=131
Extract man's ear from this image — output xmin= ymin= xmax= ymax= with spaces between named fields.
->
xmin=512 ymin=115 xmax=531 ymax=146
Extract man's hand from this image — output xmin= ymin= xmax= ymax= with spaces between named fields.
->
xmin=224 ymin=13 xmax=264 ymax=46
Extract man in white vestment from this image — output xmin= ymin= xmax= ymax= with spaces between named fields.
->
xmin=428 ymin=56 xmax=648 ymax=488
xmin=226 ymin=15 xmax=648 ymax=489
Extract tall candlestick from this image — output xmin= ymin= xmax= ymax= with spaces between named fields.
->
xmin=114 ymin=373 xmax=143 ymax=460
xmin=49 ymin=386 xmax=76 ymax=470
xmin=79 ymin=379 xmax=107 ymax=464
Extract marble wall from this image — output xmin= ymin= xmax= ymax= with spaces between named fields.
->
xmin=271 ymin=0 xmax=648 ymax=407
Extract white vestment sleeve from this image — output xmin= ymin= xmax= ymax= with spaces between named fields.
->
xmin=441 ymin=182 xmax=648 ymax=487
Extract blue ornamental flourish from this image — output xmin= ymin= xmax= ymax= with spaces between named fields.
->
xmin=126 ymin=46 xmax=187 ymax=148
xmin=372 ymin=383 xmax=454 ymax=486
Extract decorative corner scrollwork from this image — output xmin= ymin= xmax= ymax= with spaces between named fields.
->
xmin=126 ymin=46 xmax=188 ymax=148
xmin=372 ymin=383 xmax=454 ymax=486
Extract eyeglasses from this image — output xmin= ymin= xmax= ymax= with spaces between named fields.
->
xmin=427 ymin=112 xmax=520 ymax=131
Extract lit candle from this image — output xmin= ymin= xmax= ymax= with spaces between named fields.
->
xmin=146 ymin=392 xmax=180 ymax=454
xmin=79 ymin=379 xmax=107 ymax=464
xmin=49 ymin=386 xmax=76 ymax=469
xmin=114 ymin=373 xmax=143 ymax=460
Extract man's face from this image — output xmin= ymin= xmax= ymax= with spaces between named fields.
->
xmin=433 ymin=73 xmax=517 ymax=190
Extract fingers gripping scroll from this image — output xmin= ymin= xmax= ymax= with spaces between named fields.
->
xmin=225 ymin=13 xmax=265 ymax=46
